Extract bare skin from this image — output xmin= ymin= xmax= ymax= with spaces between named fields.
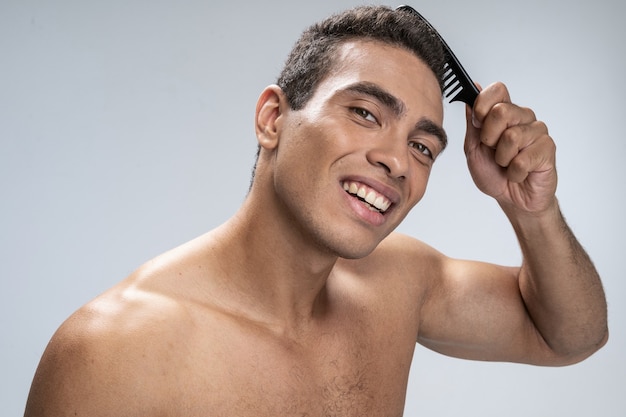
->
xmin=25 ymin=40 xmax=608 ymax=417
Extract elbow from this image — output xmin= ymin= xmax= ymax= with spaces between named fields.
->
xmin=550 ymin=326 xmax=609 ymax=367
xmin=577 ymin=318 xmax=610 ymax=360
xmin=585 ymin=325 xmax=610 ymax=358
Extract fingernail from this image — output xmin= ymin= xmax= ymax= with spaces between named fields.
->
xmin=472 ymin=112 xmax=481 ymax=129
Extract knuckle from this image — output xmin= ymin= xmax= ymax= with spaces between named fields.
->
xmin=489 ymin=102 xmax=509 ymax=120
xmin=532 ymin=119 xmax=548 ymax=132
xmin=521 ymin=106 xmax=537 ymax=121
xmin=494 ymin=128 xmax=522 ymax=166
xmin=508 ymin=157 xmax=529 ymax=182
xmin=492 ymin=81 xmax=508 ymax=95
xmin=501 ymin=125 xmax=522 ymax=146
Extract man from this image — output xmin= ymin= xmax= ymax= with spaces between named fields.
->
xmin=25 ymin=5 xmax=607 ymax=417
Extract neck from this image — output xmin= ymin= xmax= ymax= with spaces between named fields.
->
xmin=208 ymin=193 xmax=340 ymax=332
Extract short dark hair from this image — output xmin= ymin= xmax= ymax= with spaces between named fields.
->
xmin=276 ymin=5 xmax=446 ymax=110
xmin=250 ymin=5 xmax=446 ymax=188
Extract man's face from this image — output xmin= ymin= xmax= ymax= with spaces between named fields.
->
xmin=270 ymin=40 xmax=445 ymax=259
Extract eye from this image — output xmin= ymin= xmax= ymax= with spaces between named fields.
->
xmin=409 ymin=141 xmax=433 ymax=159
xmin=351 ymin=107 xmax=378 ymax=124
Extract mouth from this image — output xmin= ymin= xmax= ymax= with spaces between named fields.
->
xmin=342 ymin=181 xmax=393 ymax=214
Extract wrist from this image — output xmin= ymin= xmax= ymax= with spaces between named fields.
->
xmin=499 ymin=197 xmax=563 ymax=240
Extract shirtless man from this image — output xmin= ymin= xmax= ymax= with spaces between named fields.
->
xmin=25 ymin=5 xmax=608 ymax=417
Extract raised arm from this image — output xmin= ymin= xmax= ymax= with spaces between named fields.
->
xmin=418 ymin=82 xmax=608 ymax=365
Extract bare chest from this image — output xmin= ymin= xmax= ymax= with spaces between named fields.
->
xmin=160 ymin=318 xmax=415 ymax=417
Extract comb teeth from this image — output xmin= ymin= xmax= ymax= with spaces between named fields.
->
xmin=443 ymin=64 xmax=464 ymax=99
xmin=443 ymin=61 xmax=478 ymax=106
xmin=396 ymin=5 xmax=479 ymax=106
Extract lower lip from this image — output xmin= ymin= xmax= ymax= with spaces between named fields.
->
xmin=343 ymin=191 xmax=387 ymax=227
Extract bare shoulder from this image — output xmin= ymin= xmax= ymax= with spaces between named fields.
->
xmin=375 ymin=232 xmax=444 ymax=261
xmin=339 ymin=232 xmax=446 ymax=284
xmin=334 ymin=232 xmax=447 ymax=325
xmin=25 ymin=263 xmax=197 ymax=416
xmin=358 ymin=232 xmax=516 ymax=291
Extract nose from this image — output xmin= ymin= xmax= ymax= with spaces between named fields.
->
xmin=366 ymin=135 xmax=409 ymax=180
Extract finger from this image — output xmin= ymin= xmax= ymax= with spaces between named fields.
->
xmin=504 ymin=131 xmax=556 ymax=184
xmin=471 ymin=82 xmax=511 ymax=129
xmin=494 ymin=120 xmax=549 ymax=168
xmin=464 ymin=103 xmax=481 ymax=155
xmin=479 ymin=103 xmax=537 ymax=148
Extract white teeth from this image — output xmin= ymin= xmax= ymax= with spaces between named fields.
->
xmin=365 ymin=191 xmax=377 ymax=205
xmin=342 ymin=181 xmax=392 ymax=213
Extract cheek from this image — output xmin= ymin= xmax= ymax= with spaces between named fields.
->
xmin=278 ymin=120 xmax=350 ymax=173
xmin=407 ymin=166 xmax=432 ymax=204
xmin=272 ymin=128 xmax=327 ymax=197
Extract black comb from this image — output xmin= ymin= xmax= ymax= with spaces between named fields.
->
xmin=396 ymin=5 xmax=479 ymax=106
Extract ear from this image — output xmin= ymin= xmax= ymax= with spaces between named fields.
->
xmin=255 ymin=85 xmax=287 ymax=150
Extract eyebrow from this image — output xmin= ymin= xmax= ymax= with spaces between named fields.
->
xmin=416 ymin=118 xmax=448 ymax=151
xmin=343 ymin=81 xmax=407 ymax=117
xmin=340 ymin=81 xmax=448 ymax=150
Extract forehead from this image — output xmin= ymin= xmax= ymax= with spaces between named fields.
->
xmin=313 ymin=40 xmax=443 ymax=121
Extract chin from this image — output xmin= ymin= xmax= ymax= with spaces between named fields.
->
xmin=319 ymin=233 xmax=385 ymax=260
xmin=305 ymin=214 xmax=394 ymax=260
xmin=336 ymin=244 xmax=379 ymax=260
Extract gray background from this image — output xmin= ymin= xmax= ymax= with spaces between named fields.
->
xmin=2 ymin=0 xmax=624 ymax=415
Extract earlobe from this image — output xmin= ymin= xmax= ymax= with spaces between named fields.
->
xmin=255 ymin=85 xmax=286 ymax=150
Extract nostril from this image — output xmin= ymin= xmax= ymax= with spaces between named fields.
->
xmin=377 ymin=161 xmax=391 ymax=174
xmin=376 ymin=160 xmax=406 ymax=181
xmin=366 ymin=144 xmax=410 ymax=179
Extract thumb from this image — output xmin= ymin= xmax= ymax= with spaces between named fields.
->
xmin=464 ymin=104 xmax=481 ymax=156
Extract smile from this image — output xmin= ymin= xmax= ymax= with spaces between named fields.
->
xmin=342 ymin=181 xmax=392 ymax=213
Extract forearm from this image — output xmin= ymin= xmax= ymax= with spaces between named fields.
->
xmin=504 ymin=198 xmax=608 ymax=359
